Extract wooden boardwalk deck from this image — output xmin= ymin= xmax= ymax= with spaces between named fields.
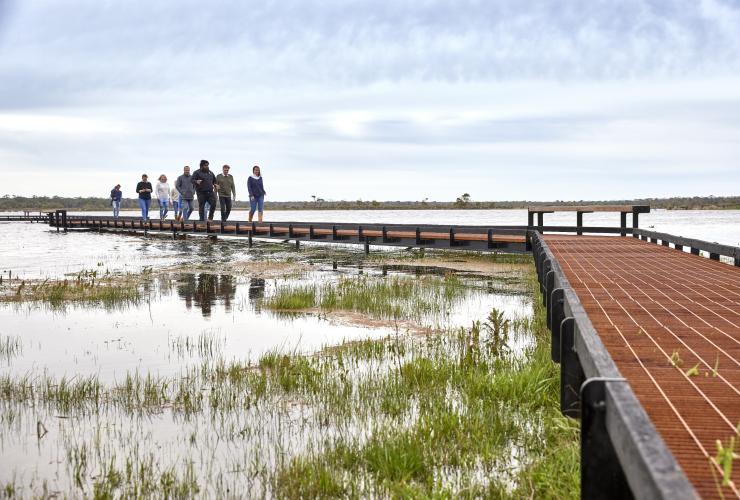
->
xmin=546 ymin=235 xmax=740 ymax=498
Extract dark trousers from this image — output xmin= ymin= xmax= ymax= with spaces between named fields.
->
xmin=196 ymin=191 xmax=217 ymax=221
xmin=219 ymin=196 xmax=232 ymax=221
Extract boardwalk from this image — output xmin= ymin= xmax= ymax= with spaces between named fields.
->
xmin=546 ymin=235 xmax=740 ymax=498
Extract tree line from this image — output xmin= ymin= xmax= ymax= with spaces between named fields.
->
xmin=1 ymin=194 xmax=738 ymax=212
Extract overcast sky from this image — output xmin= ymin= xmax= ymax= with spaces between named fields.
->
xmin=0 ymin=0 xmax=739 ymax=201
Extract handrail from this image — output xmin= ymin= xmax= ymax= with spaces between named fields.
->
xmin=530 ymin=231 xmax=696 ymax=499
xmin=633 ymin=228 xmax=740 ymax=266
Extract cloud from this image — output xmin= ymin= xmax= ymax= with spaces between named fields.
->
xmin=0 ymin=1 xmax=739 ymax=200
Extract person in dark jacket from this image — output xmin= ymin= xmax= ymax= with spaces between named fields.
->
xmin=216 ymin=164 xmax=236 ymax=221
xmin=110 ymin=184 xmax=122 ymax=218
xmin=136 ymin=174 xmax=153 ymax=220
xmin=191 ymin=159 xmax=218 ymax=221
xmin=175 ymin=165 xmax=195 ymax=221
xmin=248 ymin=165 xmax=266 ymax=222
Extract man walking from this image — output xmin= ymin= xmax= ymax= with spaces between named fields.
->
xmin=191 ymin=160 xmax=218 ymax=221
xmin=175 ymin=165 xmax=195 ymax=221
xmin=216 ymin=164 xmax=236 ymax=221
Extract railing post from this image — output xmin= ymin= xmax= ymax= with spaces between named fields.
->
xmin=735 ymin=249 xmax=740 ymax=267
xmin=487 ymin=229 xmax=494 ymax=249
xmin=415 ymin=227 xmax=421 ymax=246
xmin=632 ymin=208 xmax=640 ymax=229
xmin=576 ymin=211 xmax=584 ymax=236
xmin=690 ymin=247 xmax=700 ymax=256
xmin=620 ymin=212 xmax=627 ymax=237
xmin=581 ymin=379 xmax=631 ymax=499
xmin=537 ymin=212 xmax=544 ymax=227
xmin=309 ymin=225 xmax=315 ymax=240
xmin=449 ymin=227 xmax=456 ymax=247
xmin=709 ymin=252 xmax=719 ymax=261
xmin=62 ymin=210 xmax=67 ymax=232
xmin=527 ymin=211 xmax=534 ymax=227
xmin=544 ymin=270 xmax=554 ymax=311
xmin=560 ymin=318 xmax=583 ymax=418
xmin=549 ymin=288 xmax=565 ymax=363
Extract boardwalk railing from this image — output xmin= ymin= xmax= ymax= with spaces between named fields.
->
xmin=41 ymin=213 xmax=532 ymax=254
xmin=634 ymin=228 xmax=740 ymax=266
xmin=531 ymin=231 xmax=696 ymax=499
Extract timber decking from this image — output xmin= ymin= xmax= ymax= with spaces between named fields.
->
xmin=546 ymin=235 xmax=740 ymax=498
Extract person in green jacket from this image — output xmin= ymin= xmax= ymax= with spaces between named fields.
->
xmin=216 ymin=164 xmax=236 ymax=221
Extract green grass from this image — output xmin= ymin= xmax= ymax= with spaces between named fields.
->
xmin=1 ymin=270 xmax=142 ymax=308
xmin=265 ymin=274 xmax=467 ymax=323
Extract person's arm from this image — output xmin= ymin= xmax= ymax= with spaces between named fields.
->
xmin=248 ymin=178 xmax=254 ymax=199
xmin=230 ymin=177 xmax=236 ymax=198
xmin=176 ymin=176 xmax=182 ymax=192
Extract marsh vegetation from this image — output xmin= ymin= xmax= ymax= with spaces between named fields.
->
xmin=0 ymin=242 xmax=578 ymax=498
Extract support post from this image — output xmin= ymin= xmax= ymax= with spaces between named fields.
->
xmin=415 ymin=228 xmax=421 ymax=246
xmin=62 ymin=210 xmax=67 ymax=232
xmin=527 ymin=211 xmax=534 ymax=227
xmin=675 ymin=244 xmax=683 ymax=252
xmin=632 ymin=208 xmax=640 ymax=229
xmin=537 ymin=212 xmax=544 ymax=227
xmin=295 ymin=240 xmax=300 ymax=251
xmin=581 ymin=380 xmax=631 ymax=499
xmin=487 ymin=229 xmax=494 ymax=249
xmin=661 ymin=240 xmax=669 ymax=247
xmin=576 ymin=211 xmax=584 ymax=236
xmin=449 ymin=227 xmax=456 ymax=247
xmin=709 ymin=252 xmax=719 ymax=261
xmin=560 ymin=318 xmax=583 ymax=418
xmin=364 ymin=240 xmax=370 ymax=255
xmin=691 ymin=248 xmax=700 ymax=256
xmin=620 ymin=212 xmax=627 ymax=237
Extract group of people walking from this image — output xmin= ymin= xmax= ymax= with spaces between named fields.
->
xmin=110 ymin=160 xmax=266 ymax=222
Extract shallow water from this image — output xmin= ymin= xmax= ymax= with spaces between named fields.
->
xmin=2 ymin=208 xmax=738 ymax=280
xmin=0 ymin=225 xmax=534 ymax=496
xmin=0 ymin=269 xmax=528 ymax=382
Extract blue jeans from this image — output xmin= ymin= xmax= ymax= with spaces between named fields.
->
xmin=158 ymin=198 xmax=169 ymax=219
xmin=112 ymin=200 xmax=120 ymax=218
xmin=172 ymin=198 xmax=180 ymax=218
xmin=249 ymin=195 xmax=264 ymax=214
xmin=180 ymin=196 xmax=194 ymax=221
xmin=138 ymin=198 xmax=151 ymax=220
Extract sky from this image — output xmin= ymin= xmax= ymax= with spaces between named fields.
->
xmin=0 ymin=0 xmax=739 ymax=202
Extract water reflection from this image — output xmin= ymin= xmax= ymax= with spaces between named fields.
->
xmin=176 ymin=274 xmax=237 ymax=317
xmin=249 ymin=278 xmax=266 ymax=312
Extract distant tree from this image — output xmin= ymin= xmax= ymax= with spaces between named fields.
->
xmin=454 ymin=193 xmax=471 ymax=208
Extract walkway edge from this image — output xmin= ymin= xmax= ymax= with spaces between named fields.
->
xmin=531 ymin=231 xmax=697 ymax=500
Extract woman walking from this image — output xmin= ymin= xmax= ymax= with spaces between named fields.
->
xmin=136 ymin=174 xmax=152 ymax=220
xmin=110 ymin=184 xmax=122 ymax=218
xmin=248 ymin=165 xmax=266 ymax=222
xmin=156 ymin=174 xmax=171 ymax=220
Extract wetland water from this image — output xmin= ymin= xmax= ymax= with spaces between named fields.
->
xmin=0 ymin=209 xmax=735 ymax=497
xmin=0 ymin=222 xmax=542 ymax=498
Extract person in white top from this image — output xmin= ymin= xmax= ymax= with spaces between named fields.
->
xmin=171 ymin=187 xmax=181 ymax=221
xmin=156 ymin=174 xmax=171 ymax=220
